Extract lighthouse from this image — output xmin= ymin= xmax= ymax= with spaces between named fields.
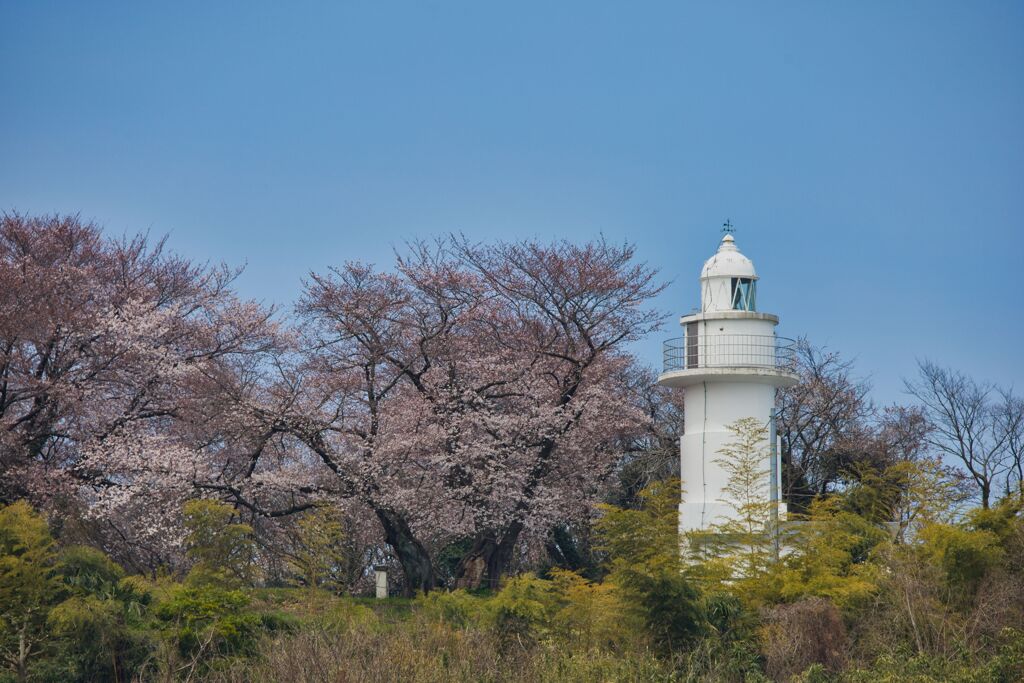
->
xmin=658 ymin=229 xmax=798 ymax=538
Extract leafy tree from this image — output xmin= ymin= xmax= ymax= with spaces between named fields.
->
xmin=917 ymin=522 xmax=1003 ymax=599
xmin=595 ymin=478 xmax=681 ymax=572
xmin=680 ymin=590 xmax=764 ymax=680
xmin=151 ymin=583 xmax=265 ymax=671
xmin=182 ymin=499 xmax=257 ymax=588
xmin=55 ymin=546 xmax=125 ymax=597
xmin=488 ymin=574 xmax=559 ymax=649
xmin=696 ymin=418 xmax=778 ymax=590
xmin=0 ymin=506 xmax=154 ymax=682
xmin=47 ymin=547 xmax=150 ymax=682
xmin=0 ymin=501 xmax=61 ymax=682
xmin=965 ymin=494 xmax=1023 ymax=556
xmin=774 ymin=495 xmax=887 ymax=608
xmin=286 ymin=506 xmax=352 ymax=593
xmin=595 ymin=479 xmax=706 ymax=651
xmin=883 ymin=457 xmax=969 ymax=543
xmin=547 ymin=568 xmax=636 ymax=652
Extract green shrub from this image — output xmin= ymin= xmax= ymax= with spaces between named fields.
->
xmin=488 ymin=574 xmax=559 ymax=648
xmin=612 ymin=566 xmax=706 ymax=652
xmin=417 ymin=588 xmax=485 ymax=629
xmin=918 ymin=523 xmax=1004 ymax=598
xmin=548 ymin=569 xmax=640 ymax=652
xmin=152 ymin=582 xmax=284 ymax=666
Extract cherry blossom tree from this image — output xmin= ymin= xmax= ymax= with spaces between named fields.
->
xmin=431 ymin=237 xmax=664 ymax=587
xmin=0 ymin=213 xmax=281 ymax=571
xmin=229 ymin=237 xmax=665 ymax=593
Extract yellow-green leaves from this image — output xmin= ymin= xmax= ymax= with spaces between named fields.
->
xmin=182 ymin=499 xmax=257 ymax=588
xmin=288 ymin=506 xmax=352 ymax=593
xmin=704 ymin=418 xmax=778 ymax=589
xmin=0 ymin=501 xmax=61 ymax=678
xmin=917 ymin=523 xmax=1003 ymax=597
xmin=773 ymin=496 xmax=886 ymax=608
xmin=594 ymin=477 xmax=682 ymax=573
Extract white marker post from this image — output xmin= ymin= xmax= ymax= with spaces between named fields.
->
xmin=374 ymin=565 xmax=388 ymax=599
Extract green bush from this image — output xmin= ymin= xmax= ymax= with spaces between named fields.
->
xmin=1 ymin=481 xmax=1021 ymax=682
xmin=918 ymin=523 xmax=1003 ymax=598
xmin=154 ymin=583 xmax=265 ymax=657
xmin=417 ymin=588 xmax=486 ymax=629
xmin=488 ymin=574 xmax=559 ymax=648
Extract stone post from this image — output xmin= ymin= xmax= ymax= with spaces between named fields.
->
xmin=374 ymin=565 xmax=388 ymax=599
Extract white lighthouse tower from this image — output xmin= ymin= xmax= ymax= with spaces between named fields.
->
xmin=658 ymin=229 xmax=798 ymax=537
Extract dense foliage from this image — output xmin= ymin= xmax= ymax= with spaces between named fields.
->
xmin=2 ymin=484 xmax=1022 ymax=682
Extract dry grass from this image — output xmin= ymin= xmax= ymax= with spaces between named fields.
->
xmin=760 ymin=598 xmax=848 ymax=682
xmin=204 ymin=608 xmax=675 ymax=683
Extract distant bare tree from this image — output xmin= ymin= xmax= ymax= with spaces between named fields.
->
xmin=995 ymin=389 xmax=1024 ymax=500
xmin=873 ymin=405 xmax=931 ymax=464
xmin=777 ymin=340 xmax=875 ymax=511
xmin=904 ymin=360 xmax=1015 ymax=509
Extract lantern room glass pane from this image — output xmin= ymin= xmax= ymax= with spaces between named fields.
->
xmin=731 ymin=278 xmax=756 ymax=311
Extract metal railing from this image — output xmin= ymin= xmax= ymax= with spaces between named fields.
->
xmin=663 ymin=334 xmax=795 ymax=373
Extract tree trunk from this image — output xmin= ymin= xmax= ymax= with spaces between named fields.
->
xmin=17 ymin=625 xmax=29 ymax=683
xmin=374 ymin=508 xmax=436 ymax=596
xmin=780 ymin=444 xmax=814 ymax=515
xmin=453 ymin=521 xmax=523 ymax=590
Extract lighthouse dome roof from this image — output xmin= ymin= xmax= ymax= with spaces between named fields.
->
xmin=700 ymin=234 xmax=757 ymax=279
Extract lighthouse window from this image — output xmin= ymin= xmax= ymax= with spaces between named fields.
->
xmin=731 ymin=278 xmax=756 ymax=311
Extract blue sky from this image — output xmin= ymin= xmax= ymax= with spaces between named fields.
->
xmin=2 ymin=1 xmax=1022 ymax=406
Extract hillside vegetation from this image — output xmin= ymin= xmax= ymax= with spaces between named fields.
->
xmin=2 ymin=476 xmax=1022 ymax=682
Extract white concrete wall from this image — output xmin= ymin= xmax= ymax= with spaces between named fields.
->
xmin=698 ymin=317 xmax=775 ymax=336
xmin=686 ymin=317 xmax=778 ymax=369
xmin=679 ymin=380 xmax=776 ymax=532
